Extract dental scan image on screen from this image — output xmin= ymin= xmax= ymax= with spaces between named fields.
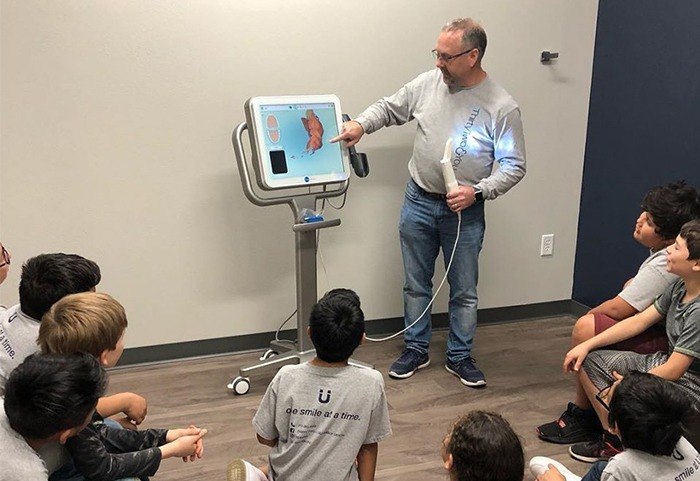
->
xmin=247 ymin=96 xmax=349 ymax=189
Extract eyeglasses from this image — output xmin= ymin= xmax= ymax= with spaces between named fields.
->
xmin=0 ymin=244 xmax=10 ymax=268
xmin=431 ymin=47 xmax=477 ymax=63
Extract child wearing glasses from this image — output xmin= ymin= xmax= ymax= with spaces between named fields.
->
xmin=530 ymin=371 xmax=699 ymax=481
xmin=537 ymin=181 xmax=700 ymax=447
xmin=441 ymin=411 xmax=524 ymax=481
xmin=561 ymin=219 xmax=700 ymax=463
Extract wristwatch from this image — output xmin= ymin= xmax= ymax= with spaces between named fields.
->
xmin=474 ymin=188 xmax=484 ymax=202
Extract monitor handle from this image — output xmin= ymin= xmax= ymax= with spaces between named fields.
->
xmin=341 ymin=114 xmax=369 ymax=178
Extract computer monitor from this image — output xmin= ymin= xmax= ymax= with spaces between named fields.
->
xmin=244 ymin=95 xmax=350 ymax=190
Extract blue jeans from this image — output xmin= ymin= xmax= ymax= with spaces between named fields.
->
xmin=399 ymin=179 xmax=485 ymax=363
xmin=581 ymin=461 xmax=607 ymax=481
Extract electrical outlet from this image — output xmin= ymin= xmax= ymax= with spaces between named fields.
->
xmin=540 ymin=234 xmax=554 ymax=256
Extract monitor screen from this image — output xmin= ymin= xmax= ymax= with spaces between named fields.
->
xmin=245 ymin=95 xmax=349 ymax=190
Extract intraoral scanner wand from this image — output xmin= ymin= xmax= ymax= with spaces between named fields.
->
xmin=440 ymin=138 xmax=458 ymax=194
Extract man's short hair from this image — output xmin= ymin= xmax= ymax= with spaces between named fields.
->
xmin=19 ymin=253 xmax=101 ymax=320
xmin=679 ymin=219 xmax=700 ymax=260
xmin=309 ymin=289 xmax=364 ymax=363
xmin=609 ymin=371 xmax=693 ymax=455
xmin=38 ymin=292 xmax=127 ymax=358
xmin=442 ymin=18 xmax=487 ymax=62
xmin=641 ymin=181 xmax=700 ymax=240
xmin=448 ymin=411 xmax=524 ymax=481
xmin=4 ymin=352 xmax=106 ymax=440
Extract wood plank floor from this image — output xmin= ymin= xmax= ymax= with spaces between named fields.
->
xmin=108 ymin=316 xmax=592 ymax=481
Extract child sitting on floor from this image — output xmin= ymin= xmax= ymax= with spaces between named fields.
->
xmin=441 ymin=410 xmax=524 ymax=481
xmin=530 ymin=371 xmax=699 ymax=481
xmin=537 ymin=181 xmax=700 ymax=446
xmin=561 ymin=219 xmax=700 ymax=463
xmin=39 ymin=292 xmax=208 ymax=481
xmin=0 ymin=352 xmax=107 ymax=480
xmin=228 ymin=288 xmax=392 ymax=481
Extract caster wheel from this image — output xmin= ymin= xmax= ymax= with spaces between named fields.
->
xmin=227 ymin=376 xmax=250 ymax=395
xmin=260 ymin=349 xmax=278 ymax=361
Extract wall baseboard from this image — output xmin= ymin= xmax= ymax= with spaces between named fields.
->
xmin=570 ymin=300 xmax=590 ymax=318
xmin=117 ymin=299 xmax=582 ymax=366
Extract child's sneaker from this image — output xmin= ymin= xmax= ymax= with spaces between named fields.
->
xmin=529 ymin=456 xmax=581 ymax=481
xmin=227 ymin=459 xmax=267 ymax=481
xmin=569 ymin=432 xmax=623 ymax=463
xmin=388 ymin=349 xmax=430 ymax=379
xmin=537 ymin=403 xmax=602 ymax=444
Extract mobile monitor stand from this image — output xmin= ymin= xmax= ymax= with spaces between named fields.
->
xmin=228 ymin=95 xmax=372 ymax=395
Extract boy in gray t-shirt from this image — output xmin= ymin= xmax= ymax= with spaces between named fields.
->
xmin=562 ymin=220 xmax=700 ymax=463
xmin=0 ymin=253 xmax=102 ymax=392
xmin=538 ymin=181 xmax=700 ymax=445
xmin=228 ymin=289 xmax=392 ymax=481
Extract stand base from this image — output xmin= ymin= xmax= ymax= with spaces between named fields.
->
xmin=227 ymin=340 xmax=374 ymax=395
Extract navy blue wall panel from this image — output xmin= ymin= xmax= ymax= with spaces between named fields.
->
xmin=573 ymin=1 xmax=700 ymax=307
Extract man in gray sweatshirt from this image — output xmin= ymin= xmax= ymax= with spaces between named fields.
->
xmin=332 ymin=18 xmax=526 ymax=387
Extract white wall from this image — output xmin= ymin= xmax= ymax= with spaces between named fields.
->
xmin=0 ymin=1 xmax=598 ymax=348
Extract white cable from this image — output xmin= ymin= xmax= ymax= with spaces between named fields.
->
xmin=365 ymin=210 xmax=462 ymax=342
xmin=278 ymin=184 xmax=463 ymax=344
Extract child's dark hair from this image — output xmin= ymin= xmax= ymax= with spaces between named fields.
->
xmin=324 ymin=288 xmax=361 ymax=307
xmin=19 ymin=253 xmax=101 ymax=320
xmin=679 ymin=219 xmax=700 ymax=260
xmin=4 ymin=352 xmax=107 ymax=440
xmin=608 ymin=371 xmax=692 ymax=455
xmin=447 ymin=411 xmax=524 ymax=481
xmin=309 ymin=289 xmax=364 ymax=363
xmin=640 ymin=181 xmax=700 ymax=240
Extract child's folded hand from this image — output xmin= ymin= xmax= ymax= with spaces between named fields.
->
xmin=166 ymin=425 xmax=204 ymax=442
xmin=161 ymin=428 xmax=208 ymax=461
xmin=563 ymin=345 xmax=589 ymax=373
xmin=114 ymin=415 xmax=138 ymax=431
xmin=124 ymin=392 xmax=148 ymax=425
xmin=190 ymin=424 xmax=205 ymax=461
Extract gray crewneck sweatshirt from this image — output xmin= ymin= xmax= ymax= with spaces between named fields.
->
xmin=356 ymin=69 xmax=526 ymax=198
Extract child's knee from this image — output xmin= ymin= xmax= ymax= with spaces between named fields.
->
xmin=572 ymin=314 xmax=596 ymax=345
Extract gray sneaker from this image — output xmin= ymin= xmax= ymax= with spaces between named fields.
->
xmin=388 ymin=349 xmax=430 ymax=379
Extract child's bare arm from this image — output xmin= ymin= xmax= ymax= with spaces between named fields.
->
xmin=564 ymin=304 xmax=663 ymax=373
xmin=649 ymin=351 xmax=694 ymax=381
xmin=356 ymin=443 xmax=378 ymax=481
xmin=96 ymin=392 xmax=147 ymax=425
xmin=256 ymin=433 xmax=278 ymax=447
xmin=587 ymin=295 xmax=637 ymax=320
